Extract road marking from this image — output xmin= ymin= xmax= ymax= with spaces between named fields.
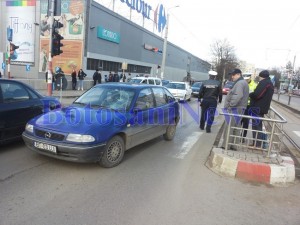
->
xmin=173 ymin=131 xmax=203 ymax=159
xmin=293 ymin=131 xmax=300 ymax=137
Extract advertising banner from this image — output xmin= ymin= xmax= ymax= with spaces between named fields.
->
xmin=6 ymin=0 xmax=36 ymax=65
xmin=39 ymin=0 xmax=85 ymax=74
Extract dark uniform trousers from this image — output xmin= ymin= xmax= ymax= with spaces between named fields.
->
xmin=200 ymin=97 xmax=217 ymax=132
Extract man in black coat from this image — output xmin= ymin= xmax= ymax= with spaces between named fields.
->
xmin=249 ymin=70 xmax=274 ymax=147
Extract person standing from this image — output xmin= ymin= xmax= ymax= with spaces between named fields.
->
xmin=222 ymin=69 xmax=249 ymax=150
xmin=122 ymin=73 xmax=126 ymax=82
xmin=93 ymin=69 xmax=99 ymax=86
xmin=0 ymin=71 xmax=2 ymax=78
xmin=249 ymin=70 xmax=274 ymax=147
xmin=71 ymin=69 xmax=77 ymax=90
xmin=241 ymin=74 xmax=257 ymax=138
xmin=97 ymin=69 xmax=102 ymax=84
xmin=198 ymin=70 xmax=222 ymax=133
xmin=77 ymin=69 xmax=87 ymax=91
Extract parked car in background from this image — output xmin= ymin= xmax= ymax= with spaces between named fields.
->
xmin=191 ymin=81 xmax=203 ymax=97
xmin=222 ymin=81 xmax=235 ymax=95
xmin=162 ymin=79 xmax=172 ymax=86
xmin=128 ymin=76 xmax=162 ymax=86
xmin=166 ymin=81 xmax=192 ymax=102
xmin=0 ymin=79 xmax=61 ymax=144
xmin=22 ymin=83 xmax=180 ymax=168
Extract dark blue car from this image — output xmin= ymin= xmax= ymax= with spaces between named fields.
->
xmin=22 ymin=83 xmax=180 ymax=167
xmin=0 ymin=79 xmax=61 ymax=144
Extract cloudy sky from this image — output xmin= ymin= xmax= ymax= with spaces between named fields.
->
xmin=96 ymin=0 xmax=300 ymax=69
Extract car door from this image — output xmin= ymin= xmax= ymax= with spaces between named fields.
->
xmin=151 ymin=87 xmax=175 ymax=133
xmin=0 ymin=81 xmax=43 ymax=141
xmin=127 ymin=88 xmax=158 ymax=147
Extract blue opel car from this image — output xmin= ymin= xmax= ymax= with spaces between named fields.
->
xmin=0 ymin=79 xmax=61 ymax=144
xmin=22 ymin=83 xmax=180 ymax=167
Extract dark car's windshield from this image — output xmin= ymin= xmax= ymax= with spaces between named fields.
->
xmin=74 ymin=86 xmax=135 ymax=111
xmin=192 ymin=82 xmax=202 ymax=88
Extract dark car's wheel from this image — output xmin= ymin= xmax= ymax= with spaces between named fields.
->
xmin=99 ymin=135 xmax=125 ymax=168
xmin=163 ymin=124 xmax=177 ymax=141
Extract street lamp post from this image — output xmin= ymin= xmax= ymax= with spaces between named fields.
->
xmin=160 ymin=6 xmax=179 ymax=80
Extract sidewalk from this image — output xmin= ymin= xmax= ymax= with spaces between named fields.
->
xmin=39 ymin=89 xmax=83 ymax=98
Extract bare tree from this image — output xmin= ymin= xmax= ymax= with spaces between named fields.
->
xmin=210 ymin=39 xmax=239 ymax=83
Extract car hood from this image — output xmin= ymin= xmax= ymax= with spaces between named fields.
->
xmin=32 ymin=106 xmax=130 ymax=134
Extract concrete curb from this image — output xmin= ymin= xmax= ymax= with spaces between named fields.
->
xmin=206 ymin=148 xmax=295 ymax=186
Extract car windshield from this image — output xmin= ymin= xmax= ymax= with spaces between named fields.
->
xmin=128 ymin=78 xmax=142 ymax=84
xmin=192 ymin=82 xmax=202 ymax=88
xmin=73 ymin=86 xmax=135 ymax=111
xmin=166 ymin=83 xmax=185 ymax=90
xmin=162 ymin=80 xmax=170 ymax=86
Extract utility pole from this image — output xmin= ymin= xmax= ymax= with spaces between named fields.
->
xmin=47 ymin=0 xmax=55 ymax=96
xmin=160 ymin=6 xmax=179 ymax=80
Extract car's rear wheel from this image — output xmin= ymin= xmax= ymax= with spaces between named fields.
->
xmin=163 ymin=124 xmax=177 ymax=141
xmin=99 ymin=135 xmax=125 ymax=168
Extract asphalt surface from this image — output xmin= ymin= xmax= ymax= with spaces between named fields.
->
xmin=1 ymin=98 xmax=299 ymax=225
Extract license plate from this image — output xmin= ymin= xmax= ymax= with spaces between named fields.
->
xmin=34 ymin=142 xmax=57 ymax=153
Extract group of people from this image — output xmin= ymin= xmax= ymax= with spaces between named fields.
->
xmin=106 ymin=71 xmax=131 ymax=83
xmin=198 ymin=68 xmax=274 ymax=150
xmin=71 ymin=68 xmax=87 ymax=91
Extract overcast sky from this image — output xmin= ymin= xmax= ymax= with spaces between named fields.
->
xmin=97 ymin=0 xmax=300 ymax=69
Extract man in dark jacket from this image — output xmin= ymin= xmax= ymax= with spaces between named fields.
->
xmin=249 ymin=70 xmax=274 ymax=147
xmin=198 ymin=70 xmax=222 ymax=133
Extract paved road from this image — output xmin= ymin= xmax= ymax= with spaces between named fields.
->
xmin=273 ymin=93 xmax=300 ymax=112
xmin=1 ymin=98 xmax=299 ymax=225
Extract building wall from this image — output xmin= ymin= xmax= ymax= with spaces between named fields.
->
xmin=87 ymin=1 xmax=210 ymax=81
xmin=0 ymin=0 xmax=210 ymax=89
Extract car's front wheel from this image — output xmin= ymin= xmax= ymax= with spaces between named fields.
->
xmin=163 ymin=124 xmax=177 ymax=141
xmin=99 ymin=135 xmax=125 ymax=168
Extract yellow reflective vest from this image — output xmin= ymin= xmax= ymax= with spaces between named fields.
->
xmin=248 ymin=80 xmax=257 ymax=105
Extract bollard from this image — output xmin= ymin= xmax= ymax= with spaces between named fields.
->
xmin=288 ymin=93 xmax=291 ymax=105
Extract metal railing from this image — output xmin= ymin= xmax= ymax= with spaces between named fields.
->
xmin=220 ymin=106 xmax=287 ymax=157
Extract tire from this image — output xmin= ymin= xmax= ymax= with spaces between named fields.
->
xmin=163 ymin=124 xmax=177 ymax=141
xmin=99 ymin=135 xmax=125 ymax=168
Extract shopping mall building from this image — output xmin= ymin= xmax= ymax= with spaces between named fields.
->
xmin=0 ymin=0 xmax=210 ymax=89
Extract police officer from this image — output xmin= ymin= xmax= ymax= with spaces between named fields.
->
xmin=198 ymin=70 xmax=222 ymax=133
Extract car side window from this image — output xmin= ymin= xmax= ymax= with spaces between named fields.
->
xmin=148 ymin=79 xmax=154 ymax=85
xmin=135 ymin=88 xmax=154 ymax=110
xmin=155 ymin=79 xmax=161 ymax=85
xmin=1 ymin=82 xmax=30 ymax=103
xmin=152 ymin=87 xmax=168 ymax=106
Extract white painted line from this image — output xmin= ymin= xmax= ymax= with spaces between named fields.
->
xmin=293 ymin=131 xmax=300 ymax=137
xmin=173 ymin=131 xmax=203 ymax=159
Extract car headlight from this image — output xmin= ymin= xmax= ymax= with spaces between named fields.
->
xmin=66 ymin=134 xmax=95 ymax=143
xmin=25 ymin=124 xmax=34 ymax=133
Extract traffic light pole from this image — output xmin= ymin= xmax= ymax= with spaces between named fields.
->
xmin=47 ymin=0 xmax=55 ymax=96
xmin=7 ymin=42 xmax=11 ymax=79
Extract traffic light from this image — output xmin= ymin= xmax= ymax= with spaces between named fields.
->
xmin=52 ymin=31 xmax=63 ymax=57
xmin=51 ymin=19 xmax=64 ymax=57
xmin=10 ymin=43 xmax=19 ymax=54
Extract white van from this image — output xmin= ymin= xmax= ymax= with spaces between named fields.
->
xmin=128 ymin=76 xmax=162 ymax=86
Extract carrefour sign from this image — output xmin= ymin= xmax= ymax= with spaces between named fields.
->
xmin=97 ymin=26 xmax=120 ymax=44
xmin=119 ymin=0 xmax=167 ymax=33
